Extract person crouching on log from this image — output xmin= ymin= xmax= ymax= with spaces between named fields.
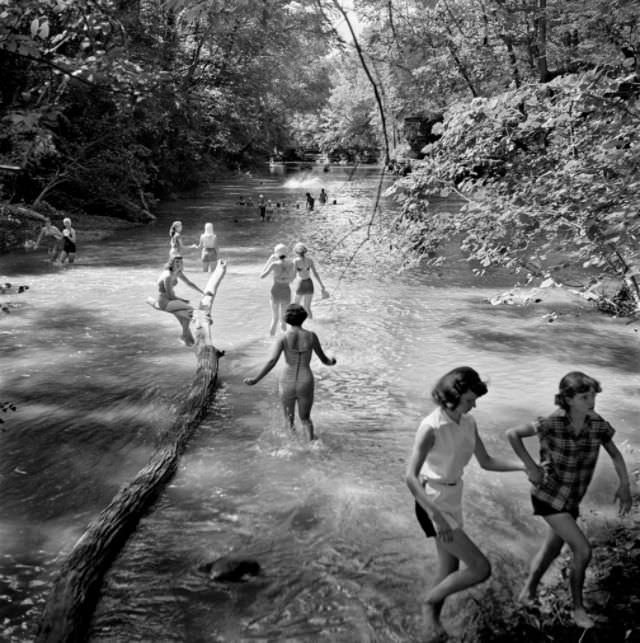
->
xmin=156 ymin=255 xmax=203 ymax=346
xmin=244 ymin=303 xmax=336 ymax=440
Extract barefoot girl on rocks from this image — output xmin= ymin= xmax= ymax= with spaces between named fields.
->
xmin=507 ymin=371 xmax=632 ymax=629
xmin=406 ymin=366 xmax=526 ymax=640
xmin=244 ymin=303 xmax=336 ymax=441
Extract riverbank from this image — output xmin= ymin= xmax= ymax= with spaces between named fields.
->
xmin=461 ymin=494 xmax=640 ymax=642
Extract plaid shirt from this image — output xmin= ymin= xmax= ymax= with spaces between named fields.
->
xmin=532 ymin=409 xmax=614 ymax=512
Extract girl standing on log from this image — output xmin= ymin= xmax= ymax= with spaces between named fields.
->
xmin=169 ymin=221 xmax=184 ymax=258
xmin=406 ymin=366 xmax=526 ymax=640
xmin=244 ymin=303 xmax=336 ymax=440
xmin=156 ymin=255 xmax=203 ymax=346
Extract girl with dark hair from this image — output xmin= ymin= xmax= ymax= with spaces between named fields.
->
xmin=507 ymin=371 xmax=632 ymax=629
xmin=406 ymin=366 xmax=526 ymax=640
xmin=244 ymin=303 xmax=336 ymax=440
xmin=155 ymin=255 xmax=203 ymax=346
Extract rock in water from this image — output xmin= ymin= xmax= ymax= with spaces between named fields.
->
xmin=198 ymin=556 xmax=261 ymax=582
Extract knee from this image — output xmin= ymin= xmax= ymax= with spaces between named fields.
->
xmin=471 ymin=556 xmax=492 ymax=584
xmin=572 ymin=543 xmax=592 ymax=568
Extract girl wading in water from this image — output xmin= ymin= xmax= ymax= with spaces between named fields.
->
xmin=260 ymin=243 xmax=295 ymax=335
xmin=292 ymin=242 xmax=329 ymax=319
xmin=406 ymin=367 xmax=526 ymax=640
xmin=507 ymin=371 xmax=632 ymax=629
xmin=244 ymin=303 xmax=336 ymax=440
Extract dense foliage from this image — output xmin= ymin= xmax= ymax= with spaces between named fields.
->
xmin=0 ymin=0 xmax=334 ymax=220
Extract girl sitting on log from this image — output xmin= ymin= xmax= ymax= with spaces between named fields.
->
xmin=155 ymin=255 xmax=203 ymax=346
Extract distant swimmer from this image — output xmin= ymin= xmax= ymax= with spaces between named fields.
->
xmin=244 ymin=303 xmax=336 ymax=440
xmin=305 ymin=192 xmax=315 ymax=211
xmin=260 ymin=243 xmax=295 ymax=335
xmin=153 ymin=255 xmax=203 ymax=346
xmin=33 ymin=216 xmax=63 ymax=263
xmin=292 ymin=242 xmax=329 ymax=319
xmin=257 ymin=194 xmax=266 ymax=221
xmin=60 ymin=217 xmax=77 ymax=264
xmin=318 ymin=188 xmax=327 ymax=204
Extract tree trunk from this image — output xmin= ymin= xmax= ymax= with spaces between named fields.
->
xmin=35 ymin=262 xmax=227 ymax=643
xmin=535 ymin=0 xmax=549 ymax=82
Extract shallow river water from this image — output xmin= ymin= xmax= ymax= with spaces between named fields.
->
xmin=0 ymin=166 xmax=639 ymax=642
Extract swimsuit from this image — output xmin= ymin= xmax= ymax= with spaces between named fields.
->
xmin=201 ymin=247 xmax=217 ymax=262
xmin=278 ymin=334 xmax=314 ymax=405
xmin=296 ymin=278 xmax=314 ymax=295
xmin=63 ymin=230 xmax=76 ymax=253
xmin=271 ymin=282 xmax=291 ymax=304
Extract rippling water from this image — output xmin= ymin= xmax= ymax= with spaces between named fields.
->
xmin=1 ymin=167 xmax=638 ymax=642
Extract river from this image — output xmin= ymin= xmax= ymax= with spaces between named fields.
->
xmin=0 ymin=166 xmax=638 ymax=642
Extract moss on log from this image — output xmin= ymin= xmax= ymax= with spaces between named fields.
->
xmin=35 ymin=262 xmax=227 ymax=643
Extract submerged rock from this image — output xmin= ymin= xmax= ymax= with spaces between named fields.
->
xmin=198 ymin=556 xmax=261 ymax=582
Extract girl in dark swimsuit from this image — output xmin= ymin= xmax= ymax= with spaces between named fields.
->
xmin=244 ymin=304 xmax=336 ymax=440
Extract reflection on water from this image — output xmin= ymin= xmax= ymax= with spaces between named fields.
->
xmin=1 ymin=167 xmax=638 ymax=641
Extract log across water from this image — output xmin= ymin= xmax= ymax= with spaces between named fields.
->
xmin=35 ymin=261 xmax=227 ymax=643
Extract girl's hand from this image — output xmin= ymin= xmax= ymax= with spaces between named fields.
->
xmin=615 ymin=483 xmax=632 ymax=515
xmin=243 ymin=377 xmax=256 ymax=386
xmin=526 ymin=465 xmax=545 ymax=487
xmin=433 ymin=513 xmax=453 ymax=543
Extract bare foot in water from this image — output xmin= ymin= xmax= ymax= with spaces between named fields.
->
xmin=572 ymin=608 xmax=595 ymax=629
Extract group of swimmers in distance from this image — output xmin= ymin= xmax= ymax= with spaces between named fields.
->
xmin=406 ymin=366 xmax=632 ymax=640
xmin=31 ymin=216 xmax=77 ymax=264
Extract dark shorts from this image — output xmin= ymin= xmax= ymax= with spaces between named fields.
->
xmin=414 ymin=501 xmax=436 ymax=538
xmin=531 ymin=495 xmax=579 ymax=519
xmin=201 ymin=247 xmax=217 ymax=263
xmin=296 ymin=278 xmax=314 ymax=296
xmin=63 ymin=238 xmax=76 ymax=253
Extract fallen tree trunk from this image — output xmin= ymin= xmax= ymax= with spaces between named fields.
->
xmin=35 ymin=261 xmax=227 ymax=643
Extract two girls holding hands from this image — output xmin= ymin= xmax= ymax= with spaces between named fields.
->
xmin=407 ymin=367 xmax=632 ymax=638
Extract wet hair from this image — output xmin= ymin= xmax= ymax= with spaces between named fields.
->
xmin=554 ymin=371 xmax=601 ymax=410
xmin=169 ymin=221 xmax=182 ymax=238
xmin=164 ymin=255 xmax=183 ymax=271
xmin=284 ymin=303 xmax=308 ymax=326
xmin=431 ymin=366 xmax=488 ymax=410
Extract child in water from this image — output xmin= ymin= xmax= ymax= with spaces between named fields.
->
xmin=507 ymin=371 xmax=632 ymax=629
xmin=406 ymin=366 xmax=526 ymax=640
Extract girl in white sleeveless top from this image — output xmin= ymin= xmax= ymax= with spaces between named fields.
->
xmin=406 ymin=366 xmax=526 ymax=640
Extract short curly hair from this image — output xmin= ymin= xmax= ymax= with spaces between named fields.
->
xmin=284 ymin=303 xmax=308 ymax=326
xmin=431 ymin=366 xmax=488 ymax=410
xmin=554 ymin=371 xmax=601 ymax=410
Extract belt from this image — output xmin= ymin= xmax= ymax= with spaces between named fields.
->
xmin=423 ymin=478 xmax=458 ymax=487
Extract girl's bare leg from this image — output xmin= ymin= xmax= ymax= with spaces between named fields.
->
xmin=297 ymin=392 xmax=315 ymax=440
xmin=269 ymin=299 xmax=279 ymax=335
xmin=424 ymin=529 xmax=491 ymax=636
xmin=518 ymin=525 xmax=563 ymax=603
xmin=281 ymin=398 xmax=295 ymax=431
xmin=544 ymin=514 xmax=593 ymax=627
